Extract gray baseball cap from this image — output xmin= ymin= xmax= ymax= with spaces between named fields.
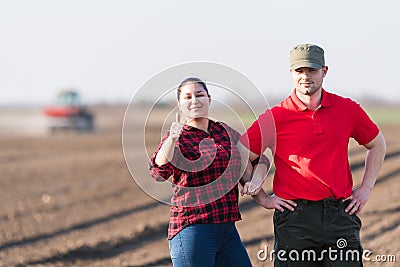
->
xmin=290 ymin=43 xmax=325 ymax=70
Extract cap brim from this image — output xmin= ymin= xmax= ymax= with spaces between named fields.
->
xmin=291 ymin=61 xmax=322 ymax=70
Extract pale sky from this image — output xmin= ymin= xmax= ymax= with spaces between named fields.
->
xmin=1 ymin=0 xmax=399 ymax=106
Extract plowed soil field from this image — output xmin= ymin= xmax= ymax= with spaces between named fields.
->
xmin=0 ymin=106 xmax=399 ymax=266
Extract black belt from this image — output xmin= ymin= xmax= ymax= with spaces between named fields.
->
xmin=294 ymin=197 xmax=350 ymax=207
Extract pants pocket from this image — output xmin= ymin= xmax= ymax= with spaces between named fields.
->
xmin=273 ymin=206 xmax=302 ymax=229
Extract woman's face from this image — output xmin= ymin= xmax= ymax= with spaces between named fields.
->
xmin=177 ymin=82 xmax=210 ymax=122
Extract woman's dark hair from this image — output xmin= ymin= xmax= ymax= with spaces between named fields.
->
xmin=177 ymin=77 xmax=209 ymax=100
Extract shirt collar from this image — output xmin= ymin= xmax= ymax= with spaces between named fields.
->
xmin=182 ymin=119 xmax=215 ymax=135
xmin=290 ymin=88 xmax=331 ymax=111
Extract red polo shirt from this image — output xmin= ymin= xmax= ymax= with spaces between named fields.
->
xmin=240 ymin=89 xmax=379 ymax=200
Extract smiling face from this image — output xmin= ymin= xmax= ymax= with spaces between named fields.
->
xmin=177 ymin=82 xmax=211 ymax=122
xmin=291 ymin=66 xmax=328 ymax=96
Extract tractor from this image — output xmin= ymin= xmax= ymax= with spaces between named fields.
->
xmin=43 ymin=90 xmax=95 ymax=133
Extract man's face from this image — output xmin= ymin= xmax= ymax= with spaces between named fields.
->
xmin=291 ymin=66 xmax=328 ymax=96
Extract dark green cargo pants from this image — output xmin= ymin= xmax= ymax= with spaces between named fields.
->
xmin=273 ymin=198 xmax=363 ymax=267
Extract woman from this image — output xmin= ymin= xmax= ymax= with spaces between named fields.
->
xmin=149 ymin=77 xmax=268 ymax=266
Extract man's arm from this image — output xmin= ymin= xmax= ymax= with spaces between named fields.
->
xmin=237 ymin=140 xmax=298 ymax=211
xmin=237 ymin=141 xmax=267 ymax=195
xmin=237 ymin=141 xmax=262 ymax=181
xmin=345 ymin=132 xmax=386 ymax=214
xmin=251 ymin=189 xmax=297 ymax=212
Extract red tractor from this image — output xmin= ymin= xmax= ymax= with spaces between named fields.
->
xmin=43 ymin=91 xmax=95 ymax=133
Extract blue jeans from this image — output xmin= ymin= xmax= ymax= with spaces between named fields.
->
xmin=168 ymin=222 xmax=252 ymax=267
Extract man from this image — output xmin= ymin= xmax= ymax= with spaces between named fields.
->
xmin=238 ymin=43 xmax=386 ymax=266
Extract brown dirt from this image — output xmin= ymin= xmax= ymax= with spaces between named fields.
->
xmin=0 ymin=106 xmax=399 ymax=267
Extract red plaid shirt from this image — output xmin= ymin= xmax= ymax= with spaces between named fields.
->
xmin=149 ymin=120 xmax=244 ymax=239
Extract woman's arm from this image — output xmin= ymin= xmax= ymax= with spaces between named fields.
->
xmin=237 ymin=141 xmax=271 ymax=196
xmin=240 ymin=160 xmax=269 ymax=196
xmin=155 ymin=113 xmax=184 ymax=166
xmin=154 ymin=135 xmax=177 ymax=166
